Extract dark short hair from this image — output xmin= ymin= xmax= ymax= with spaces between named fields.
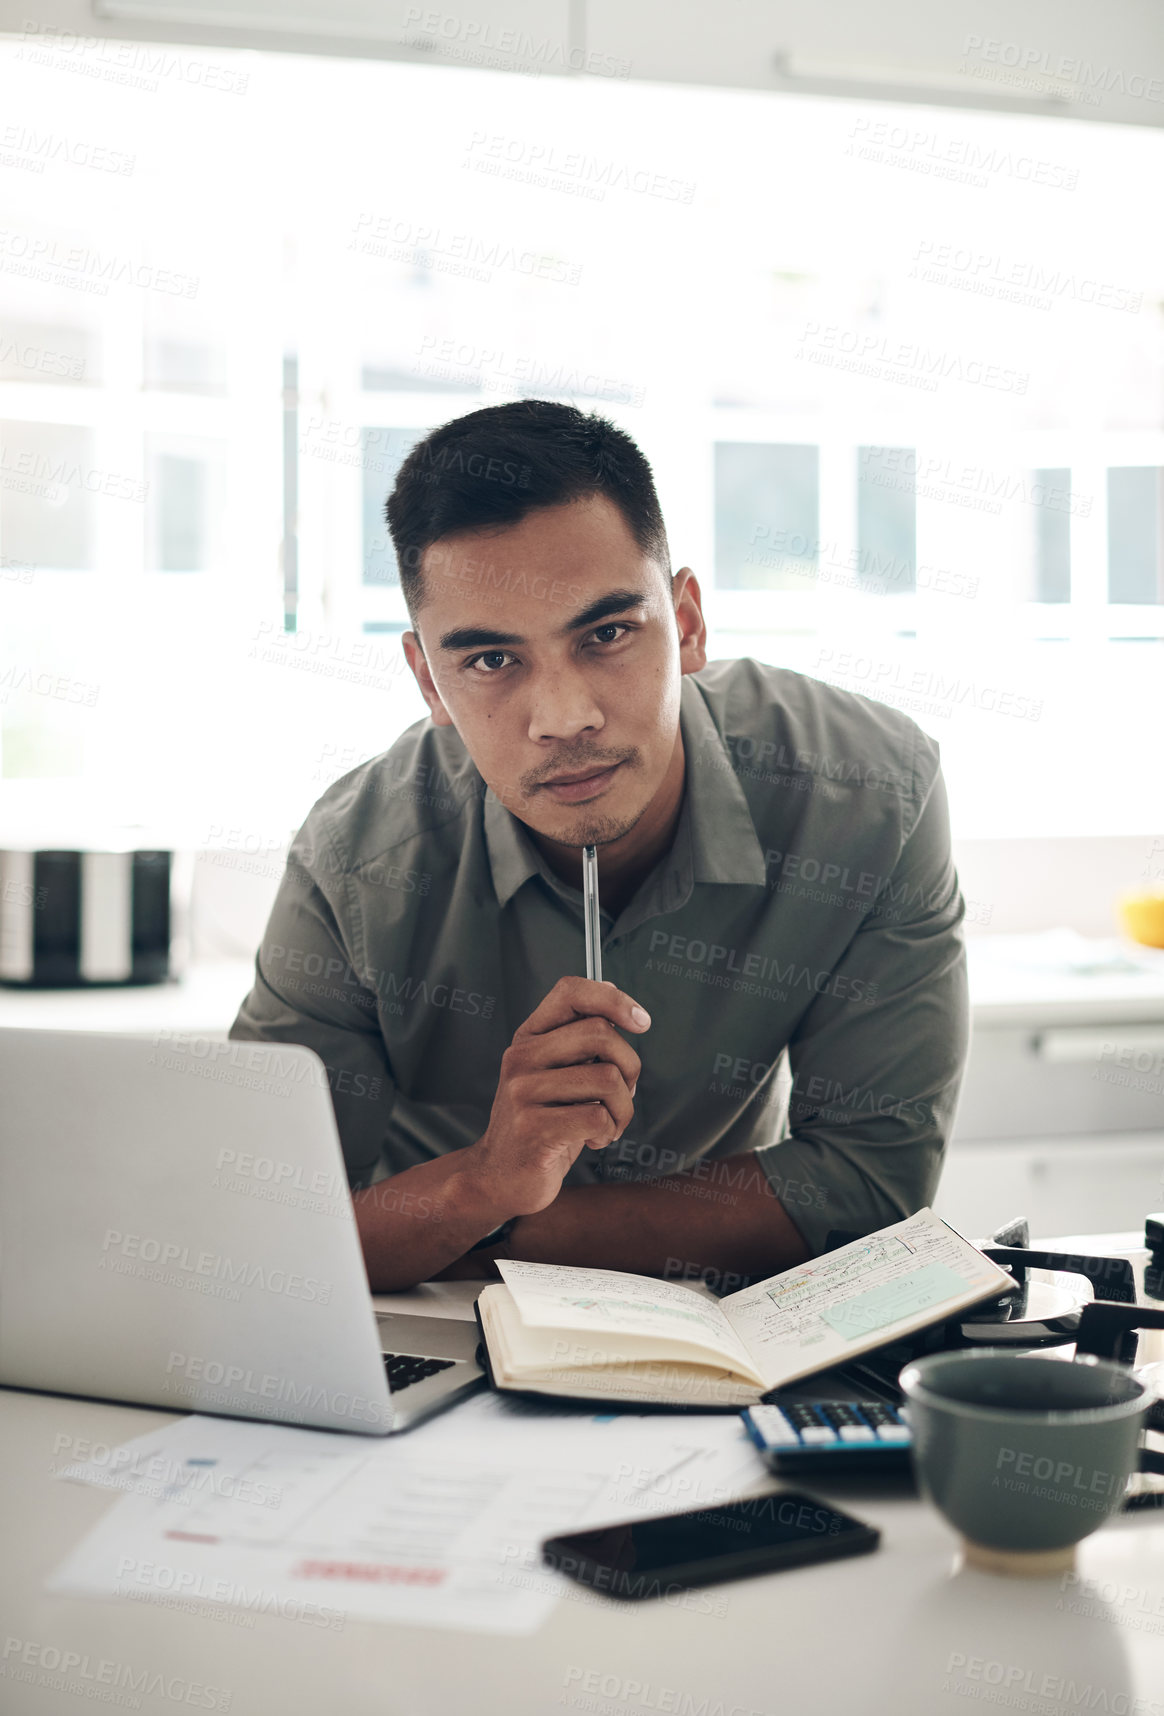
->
xmin=385 ymin=399 xmax=671 ymax=617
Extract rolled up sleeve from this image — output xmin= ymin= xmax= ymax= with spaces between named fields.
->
xmin=752 ymin=759 xmax=970 ymax=1255
xmin=228 ymin=827 xmax=397 ymax=1191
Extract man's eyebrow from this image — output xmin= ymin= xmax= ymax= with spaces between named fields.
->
xmin=437 ymin=588 xmax=650 ymax=654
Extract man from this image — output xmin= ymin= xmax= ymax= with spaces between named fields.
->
xmin=229 ymin=399 xmax=969 ymax=1293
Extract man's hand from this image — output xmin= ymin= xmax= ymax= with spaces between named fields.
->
xmin=463 ymin=976 xmax=650 ymax=1219
xmin=353 ymin=976 xmax=650 ymax=1290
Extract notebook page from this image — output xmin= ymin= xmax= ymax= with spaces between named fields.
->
xmin=495 ymin=1259 xmax=758 ymax=1373
xmin=720 ymin=1208 xmax=1013 ymax=1389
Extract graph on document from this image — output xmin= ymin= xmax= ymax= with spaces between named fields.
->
xmin=764 ymin=1236 xmax=915 ymax=1310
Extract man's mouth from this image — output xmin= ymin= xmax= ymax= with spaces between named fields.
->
xmin=539 ymin=761 xmax=624 ymax=803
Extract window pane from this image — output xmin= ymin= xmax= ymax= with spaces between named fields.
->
xmin=361 ymin=361 xmax=468 ymax=393
xmin=1108 ymin=467 xmax=1163 ymax=603
xmin=1 ymin=703 xmax=86 ymax=777
xmin=857 ymin=447 xmax=915 ymax=593
xmin=158 ymin=456 xmax=204 ymax=569
xmin=282 ymin=353 xmax=299 ymax=629
xmin=715 ymin=443 xmax=818 ymax=591
xmin=142 ymin=249 xmax=229 ymax=395
xmin=1034 ymin=468 xmax=1071 ymax=603
xmin=362 ymin=427 xmax=424 ymax=586
xmin=0 ymin=321 xmax=96 ymax=386
xmin=144 ymin=338 xmax=226 ymax=394
xmin=0 ymin=607 xmax=96 ymax=778
xmin=0 ymin=420 xmax=95 ymax=568
xmin=145 ymin=435 xmax=225 ymax=572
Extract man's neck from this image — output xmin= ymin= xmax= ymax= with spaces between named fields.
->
xmin=530 ymin=727 xmax=687 ymax=919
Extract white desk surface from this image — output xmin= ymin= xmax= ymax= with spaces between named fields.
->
xmin=2 ymin=953 xmax=1162 ymax=1706
xmin=3 ymin=1388 xmax=1163 ymax=1716
xmin=5 ymin=1248 xmax=1164 ymax=1716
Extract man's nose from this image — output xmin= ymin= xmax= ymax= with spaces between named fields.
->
xmin=526 ymin=666 xmax=605 ymax=744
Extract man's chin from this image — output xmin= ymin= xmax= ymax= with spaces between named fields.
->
xmin=525 ymin=802 xmax=647 ymax=851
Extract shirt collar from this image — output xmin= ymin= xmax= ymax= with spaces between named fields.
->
xmin=483 ymin=671 xmax=768 ymax=909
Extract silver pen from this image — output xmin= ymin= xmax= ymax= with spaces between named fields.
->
xmin=582 ymin=843 xmax=606 ymax=1177
xmin=583 ymin=844 xmax=602 ymax=983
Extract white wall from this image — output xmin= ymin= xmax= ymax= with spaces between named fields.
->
xmin=191 ymin=830 xmax=1164 ymax=961
xmin=953 ymin=834 xmax=1161 ymax=937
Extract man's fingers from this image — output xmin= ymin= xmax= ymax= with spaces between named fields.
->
xmin=520 ymin=1064 xmax=634 ymax=1136
xmin=517 ymin=976 xmax=651 ymax=1042
xmin=553 ymin=1102 xmax=619 ymax=1152
xmin=515 ymin=1016 xmax=641 ymax=1086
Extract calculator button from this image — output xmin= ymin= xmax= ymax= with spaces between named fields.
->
xmin=874 ymin=1425 xmax=911 ymax=1442
xmin=749 ymin=1408 xmax=800 ymax=1445
xmin=821 ymin=1404 xmax=863 ymax=1427
xmin=783 ymin=1405 xmax=822 ymax=1427
xmin=837 ymin=1426 xmax=877 ymax=1442
xmin=798 ymin=1426 xmax=838 ymax=1444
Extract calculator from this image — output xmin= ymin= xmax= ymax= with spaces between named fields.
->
xmin=742 ymin=1401 xmax=913 ymax=1473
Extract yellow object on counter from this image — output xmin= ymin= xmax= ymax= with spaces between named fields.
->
xmin=1118 ymin=888 xmax=1164 ymax=948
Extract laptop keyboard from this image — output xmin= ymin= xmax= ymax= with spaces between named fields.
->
xmin=383 ymin=1352 xmax=456 ymax=1391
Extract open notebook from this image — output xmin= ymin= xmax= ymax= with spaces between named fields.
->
xmin=476 ymin=1208 xmax=1014 ymax=1407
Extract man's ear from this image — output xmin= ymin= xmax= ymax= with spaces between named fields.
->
xmin=672 ymin=568 xmax=708 ymax=676
xmin=402 ymin=631 xmax=454 ymax=727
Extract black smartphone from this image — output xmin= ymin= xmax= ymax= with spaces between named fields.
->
xmin=541 ymin=1491 xmax=880 ymax=1600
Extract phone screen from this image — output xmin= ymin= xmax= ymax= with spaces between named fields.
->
xmin=542 ymin=1492 xmax=878 ymax=1599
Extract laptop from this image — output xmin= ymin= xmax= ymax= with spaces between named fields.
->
xmin=0 ymin=1027 xmax=486 ymax=1433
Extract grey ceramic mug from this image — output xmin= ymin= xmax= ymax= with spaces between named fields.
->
xmin=898 ymin=1349 xmax=1149 ymax=1576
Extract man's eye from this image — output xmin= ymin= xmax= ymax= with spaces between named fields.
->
xmin=467 ymin=651 xmax=515 ymax=674
xmin=591 ymin=624 xmax=630 ymax=645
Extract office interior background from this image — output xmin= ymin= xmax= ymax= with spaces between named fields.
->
xmin=1 ymin=0 xmax=1162 ymax=1243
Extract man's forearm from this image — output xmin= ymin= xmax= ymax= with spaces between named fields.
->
xmin=352 ymin=1152 xmax=511 ymax=1292
xmin=489 ymin=1158 xmax=812 ymax=1284
xmin=356 ymin=1151 xmax=812 ymax=1292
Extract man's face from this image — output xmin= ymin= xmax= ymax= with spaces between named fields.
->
xmin=402 ymin=494 xmax=706 ymax=849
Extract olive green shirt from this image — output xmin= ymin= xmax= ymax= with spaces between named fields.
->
xmin=228 ymin=657 xmax=969 ymax=1255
